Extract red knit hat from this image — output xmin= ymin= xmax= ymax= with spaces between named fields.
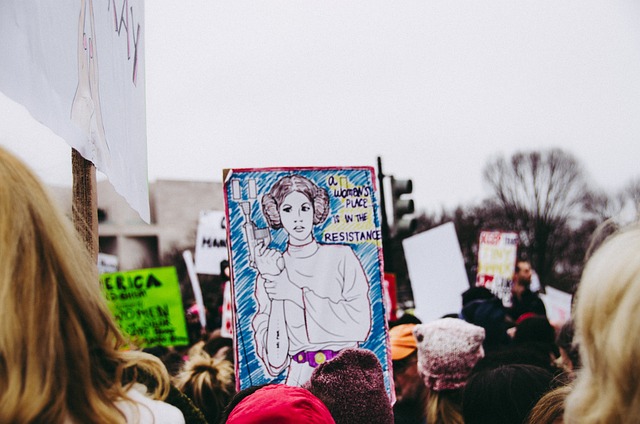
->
xmin=226 ymin=384 xmax=335 ymax=423
xmin=413 ymin=318 xmax=485 ymax=391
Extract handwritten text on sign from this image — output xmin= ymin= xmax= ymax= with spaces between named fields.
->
xmin=100 ymin=267 xmax=189 ymax=347
xmin=322 ymin=175 xmax=381 ymax=245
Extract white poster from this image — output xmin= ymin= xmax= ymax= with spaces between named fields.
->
xmin=402 ymin=222 xmax=469 ymax=323
xmin=540 ymin=286 xmax=572 ymax=326
xmin=194 ymin=210 xmax=228 ymax=275
xmin=97 ymin=252 xmax=119 ymax=275
xmin=0 ymin=0 xmax=149 ymax=222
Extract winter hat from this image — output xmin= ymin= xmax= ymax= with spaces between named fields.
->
xmin=303 ymin=348 xmax=393 ymax=424
xmin=413 ymin=318 xmax=485 ymax=391
xmin=389 ymin=324 xmax=418 ymax=360
xmin=226 ymin=384 xmax=335 ymax=423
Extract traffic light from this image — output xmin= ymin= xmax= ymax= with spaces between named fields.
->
xmin=391 ymin=176 xmax=417 ymax=236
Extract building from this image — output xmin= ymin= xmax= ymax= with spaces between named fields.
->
xmin=50 ymin=179 xmax=224 ymax=271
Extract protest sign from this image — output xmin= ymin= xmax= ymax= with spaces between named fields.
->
xmin=0 ymin=1 xmax=150 ymax=221
xmin=194 ymin=210 xmax=228 ymax=275
xmin=100 ymin=267 xmax=189 ymax=347
xmin=220 ymin=281 xmax=234 ymax=338
xmin=383 ymin=273 xmax=398 ymax=322
xmin=476 ymin=231 xmax=518 ymax=305
xmin=540 ymin=286 xmax=572 ymax=326
xmin=223 ymin=167 xmax=392 ymax=397
xmin=97 ymin=252 xmax=118 ymax=275
xmin=403 ymin=222 xmax=469 ymax=323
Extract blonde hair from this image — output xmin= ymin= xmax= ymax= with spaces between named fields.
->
xmin=0 ymin=147 xmax=170 ymax=423
xmin=527 ymin=383 xmax=571 ymax=424
xmin=426 ymin=389 xmax=464 ymax=424
xmin=173 ymin=353 xmax=235 ymax=424
xmin=564 ymin=223 xmax=640 ymax=423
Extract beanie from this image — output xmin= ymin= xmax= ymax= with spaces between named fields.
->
xmin=226 ymin=384 xmax=335 ymax=424
xmin=413 ymin=318 xmax=485 ymax=391
xmin=303 ymin=348 xmax=393 ymax=424
xmin=389 ymin=324 xmax=418 ymax=360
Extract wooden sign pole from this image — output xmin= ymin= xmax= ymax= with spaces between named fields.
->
xmin=71 ymin=148 xmax=99 ymax=263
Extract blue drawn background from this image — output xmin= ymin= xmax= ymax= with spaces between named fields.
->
xmin=224 ymin=167 xmax=392 ymax=395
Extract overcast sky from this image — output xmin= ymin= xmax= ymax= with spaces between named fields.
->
xmin=2 ymin=0 xmax=640 ymax=213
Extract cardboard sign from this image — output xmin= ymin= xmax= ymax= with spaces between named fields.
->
xmin=476 ymin=231 xmax=518 ymax=305
xmin=100 ymin=267 xmax=189 ymax=348
xmin=195 ymin=210 xmax=228 ymax=275
xmin=0 ymin=1 xmax=150 ymax=221
xmin=223 ymin=167 xmax=392 ymax=398
xmin=403 ymin=222 xmax=469 ymax=322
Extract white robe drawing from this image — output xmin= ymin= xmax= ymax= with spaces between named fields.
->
xmin=252 ymin=239 xmax=372 ymax=385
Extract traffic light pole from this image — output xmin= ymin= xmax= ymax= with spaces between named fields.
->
xmin=377 ymin=156 xmax=391 ymax=271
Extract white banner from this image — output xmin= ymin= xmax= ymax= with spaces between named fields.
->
xmin=403 ymin=222 xmax=469 ymax=323
xmin=194 ymin=210 xmax=228 ymax=275
xmin=0 ymin=0 xmax=149 ymax=222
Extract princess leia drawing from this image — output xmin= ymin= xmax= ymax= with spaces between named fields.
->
xmin=252 ymin=174 xmax=372 ymax=386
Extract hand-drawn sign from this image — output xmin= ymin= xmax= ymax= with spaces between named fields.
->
xmin=223 ymin=167 xmax=393 ymax=398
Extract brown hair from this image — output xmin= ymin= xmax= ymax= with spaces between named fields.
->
xmin=261 ymin=175 xmax=330 ymax=229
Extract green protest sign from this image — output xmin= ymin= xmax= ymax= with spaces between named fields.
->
xmin=100 ymin=267 xmax=189 ymax=348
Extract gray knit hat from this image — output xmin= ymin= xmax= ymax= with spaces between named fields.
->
xmin=413 ymin=318 xmax=485 ymax=391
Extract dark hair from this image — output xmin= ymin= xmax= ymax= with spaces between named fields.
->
xmin=461 ymin=287 xmax=495 ymax=307
xmin=219 ymin=384 xmax=269 ymax=422
xmin=389 ymin=313 xmax=422 ymax=329
xmin=463 ymin=364 xmax=556 ymax=424
xmin=261 ymin=175 xmax=330 ymax=229
xmin=556 ymin=319 xmax=581 ymax=370
xmin=471 ymin=345 xmax=560 ymax=376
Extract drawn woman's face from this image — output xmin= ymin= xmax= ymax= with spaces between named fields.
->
xmin=279 ymin=191 xmax=314 ymax=243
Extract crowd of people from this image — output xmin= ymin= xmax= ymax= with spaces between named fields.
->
xmin=1 ymin=145 xmax=640 ymax=423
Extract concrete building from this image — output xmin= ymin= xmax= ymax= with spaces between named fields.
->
xmin=50 ymin=179 xmax=224 ymax=271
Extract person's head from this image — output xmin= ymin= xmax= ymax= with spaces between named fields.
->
xmin=261 ymin=175 xmax=330 ymax=243
xmin=224 ymin=384 xmax=335 ymax=423
xmin=555 ymin=320 xmax=580 ymax=373
xmin=463 ymin=364 xmax=556 ymax=424
xmin=414 ymin=318 xmax=485 ymax=424
xmin=303 ymin=348 xmax=393 ymax=424
xmin=172 ymin=355 xmax=236 ymax=424
xmin=413 ymin=318 xmax=485 ymax=392
xmin=512 ymin=315 xmax=559 ymax=362
xmin=0 ymin=147 xmax=171 ymax=423
xmin=516 ymin=260 xmax=532 ymax=283
xmin=526 ymin=383 xmax=572 ymax=424
xmin=461 ymin=286 xmax=495 ymax=308
xmin=564 ymin=223 xmax=640 ymax=423
xmin=389 ymin=324 xmax=425 ymax=405
xmin=513 ymin=260 xmax=532 ymax=295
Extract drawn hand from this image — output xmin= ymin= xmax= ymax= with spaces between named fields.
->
xmin=255 ymin=242 xmax=285 ymax=277
xmin=264 ymin=276 xmax=303 ymax=306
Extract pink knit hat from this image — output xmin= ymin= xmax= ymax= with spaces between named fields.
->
xmin=413 ymin=318 xmax=485 ymax=391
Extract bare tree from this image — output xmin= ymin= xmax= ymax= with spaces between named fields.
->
xmin=483 ymin=149 xmax=590 ymax=288
xmin=623 ymin=177 xmax=640 ymax=219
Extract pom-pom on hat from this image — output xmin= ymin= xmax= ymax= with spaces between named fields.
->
xmin=389 ymin=324 xmax=418 ymax=360
xmin=226 ymin=384 xmax=335 ymax=423
xmin=303 ymin=348 xmax=393 ymax=424
xmin=413 ymin=318 xmax=485 ymax=391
